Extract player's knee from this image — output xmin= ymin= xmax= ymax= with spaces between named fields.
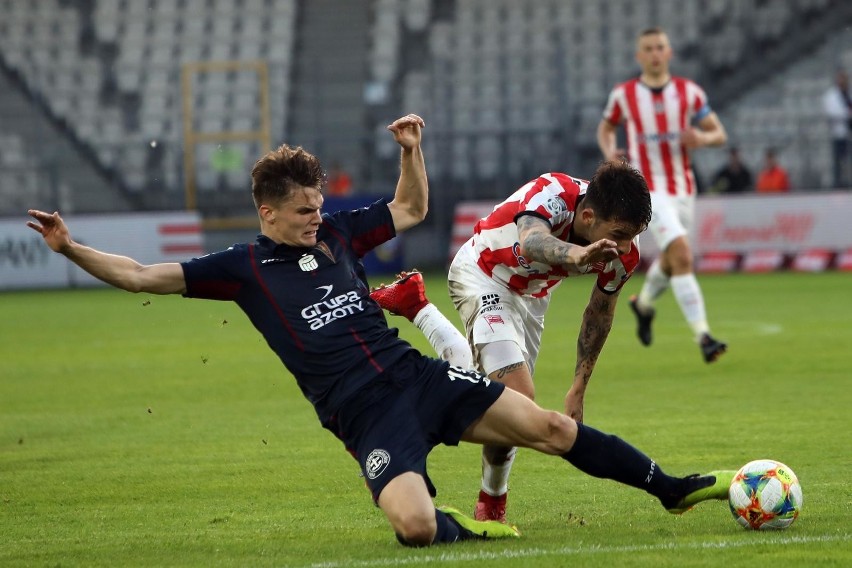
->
xmin=393 ymin=510 xmax=437 ymax=547
xmin=670 ymin=252 xmax=693 ymax=272
xmin=665 ymin=239 xmax=694 ymax=272
xmin=543 ymin=410 xmax=577 ymax=454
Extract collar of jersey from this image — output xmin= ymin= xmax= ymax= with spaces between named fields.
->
xmin=255 ymin=234 xmax=314 ymax=258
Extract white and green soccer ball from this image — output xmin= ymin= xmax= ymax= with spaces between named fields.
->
xmin=729 ymin=459 xmax=803 ymax=530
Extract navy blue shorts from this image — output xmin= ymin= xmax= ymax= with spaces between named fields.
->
xmin=332 ymin=351 xmax=504 ymax=502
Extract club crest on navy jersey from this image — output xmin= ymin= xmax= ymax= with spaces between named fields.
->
xmin=299 ymin=254 xmax=318 ymax=271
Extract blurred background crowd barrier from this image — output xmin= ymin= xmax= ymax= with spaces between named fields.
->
xmin=1 ymin=0 xmax=851 ymax=274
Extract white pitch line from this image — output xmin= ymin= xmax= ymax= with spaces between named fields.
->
xmin=301 ymin=533 xmax=850 ymax=568
xmin=722 ymin=321 xmax=784 ymax=335
xmin=755 ymin=323 xmax=783 ymax=335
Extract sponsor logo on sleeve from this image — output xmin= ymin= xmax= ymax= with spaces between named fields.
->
xmin=544 ymin=196 xmax=567 ymax=216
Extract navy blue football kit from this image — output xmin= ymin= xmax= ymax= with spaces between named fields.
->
xmin=181 ymin=199 xmax=503 ymax=498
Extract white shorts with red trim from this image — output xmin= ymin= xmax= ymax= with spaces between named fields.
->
xmin=648 ymin=191 xmax=695 ymax=251
xmin=448 ymin=244 xmax=549 ymax=375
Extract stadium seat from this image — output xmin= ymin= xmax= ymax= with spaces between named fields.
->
xmin=0 ymin=0 xmax=842 ymax=208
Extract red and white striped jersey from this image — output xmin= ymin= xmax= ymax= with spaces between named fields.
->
xmin=467 ymin=172 xmax=640 ymax=298
xmin=602 ymin=76 xmax=711 ymax=197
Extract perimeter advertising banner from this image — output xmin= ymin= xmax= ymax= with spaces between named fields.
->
xmin=0 ymin=211 xmax=203 ymax=290
xmin=646 ymin=191 xmax=852 ymax=257
xmin=449 ymin=191 xmax=852 ymax=266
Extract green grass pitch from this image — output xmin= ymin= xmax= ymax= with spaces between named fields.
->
xmin=1 ymin=271 xmax=850 ymax=566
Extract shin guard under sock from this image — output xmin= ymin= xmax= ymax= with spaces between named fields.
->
xmin=561 ymin=423 xmax=678 ymax=499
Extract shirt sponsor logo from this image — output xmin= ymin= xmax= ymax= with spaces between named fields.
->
xmin=637 ymin=131 xmax=679 ymax=144
xmin=511 ymin=242 xmax=534 ymax=271
xmin=301 ymin=287 xmax=364 ymax=330
xmin=512 ymin=242 xmax=542 ymax=274
xmin=366 ymin=449 xmax=390 ymax=479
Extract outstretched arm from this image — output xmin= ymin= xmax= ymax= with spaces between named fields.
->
xmin=516 ymin=215 xmax=619 ymax=270
xmin=565 ymin=285 xmax=619 ymax=423
xmin=386 ymin=114 xmax=428 ymax=232
xmin=27 ymin=209 xmax=186 ymax=295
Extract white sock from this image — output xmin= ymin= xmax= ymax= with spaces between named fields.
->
xmin=412 ymin=303 xmax=473 ymax=369
xmin=481 ymin=446 xmax=517 ymax=496
xmin=670 ymin=273 xmax=710 ymax=340
xmin=637 ymin=258 xmax=669 ymax=311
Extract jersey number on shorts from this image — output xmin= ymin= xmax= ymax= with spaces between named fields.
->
xmin=447 ymin=365 xmax=491 ymax=386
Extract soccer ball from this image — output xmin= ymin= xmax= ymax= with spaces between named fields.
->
xmin=728 ymin=459 xmax=803 ymax=530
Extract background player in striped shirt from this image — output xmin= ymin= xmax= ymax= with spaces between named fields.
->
xmin=596 ymin=27 xmax=728 ymax=363
xmin=373 ymin=160 xmax=653 ymax=523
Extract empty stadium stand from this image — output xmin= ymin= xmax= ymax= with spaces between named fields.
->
xmin=0 ymin=0 xmax=849 ymax=221
xmin=0 ymin=0 xmax=297 ymax=215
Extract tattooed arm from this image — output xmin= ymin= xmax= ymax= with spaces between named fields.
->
xmin=514 ymin=213 xmax=620 ymax=421
xmin=516 ymin=215 xmax=618 ymax=269
xmin=564 ymin=285 xmax=619 ymax=423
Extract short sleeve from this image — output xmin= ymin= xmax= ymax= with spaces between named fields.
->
xmin=515 ymin=173 xmax=578 ymax=228
xmin=181 ymin=246 xmax=246 ymax=301
xmin=326 ymin=199 xmax=396 ymax=257
xmin=602 ymin=87 xmax=623 ymax=125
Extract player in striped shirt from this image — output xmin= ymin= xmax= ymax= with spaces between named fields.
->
xmin=597 ymin=27 xmax=728 ymax=363
xmin=372 ymin=160 xmax=653 ymax=522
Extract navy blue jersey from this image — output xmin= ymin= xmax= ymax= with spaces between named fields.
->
xmin=180 ymin=199 xmax=414 ymax=426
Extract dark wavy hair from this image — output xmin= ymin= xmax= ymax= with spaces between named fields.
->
xmin=251 ymin=144 xmax=326 ymax=208
xmin=583 ymin=160 xmax=652 ymax=232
